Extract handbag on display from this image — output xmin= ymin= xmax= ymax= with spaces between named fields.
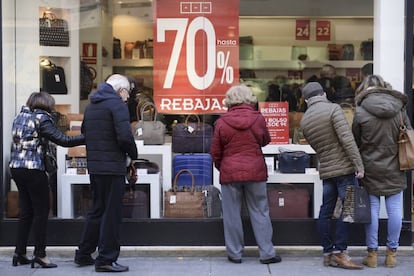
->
xmin=172 ymin=115 xmax=213 ymax=153
xmin=40 ymin=58 xmax=68 ymax=94
xmin=132 ymin=159 xmax=160 ymax=174
xmin=164 ymin=169 xmax=205 ymax=218
xmin=278 ymin=147 xmax=310 ymax=173
xmin=39 ymin=12 xmax=69 ymax=47
xmin=80 ymin=61 xmax=96 ymax=100
xmin=267 ymin=184 xmax=310 ymax=218
xmin=342 ymin=183 xmax=371 ymax=223
xmin=6 ymin=191 xmax=19 ymax=218
xmin=133 ymin=102 xmax=166 ymax=145
xmin=398 ymin=111 xmax=414 ymax=170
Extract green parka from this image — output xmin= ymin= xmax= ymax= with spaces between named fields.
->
xmin=300 ymin=95 xmax=364 ymax=180
xmin=353 ymin=87 xmax=409 ymax=196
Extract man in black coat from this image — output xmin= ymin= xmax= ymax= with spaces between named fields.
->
xmin=75 ymin=74 xmax=138 ymax=273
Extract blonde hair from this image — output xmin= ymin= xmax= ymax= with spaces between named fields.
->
xmin=355 ymin=74 xmax=391 ymax=94
xmin=224 ymin=84 xmax=257 ymax=107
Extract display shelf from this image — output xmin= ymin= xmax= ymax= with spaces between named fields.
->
xmin=38 ymin=5 xmax=80 ymax=112
xmin=240 ymin=60 xmax=372 ymax=70
xmin=57 ymin=173 xmax=161 ymax=219
xmin=112 ymin=58 xmax=154 ymax=67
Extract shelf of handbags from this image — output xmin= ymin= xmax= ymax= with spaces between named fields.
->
xmin=213 ymin=144 xmax=322 ymax=218
xmin=56 ymin=141 xmax=170 ymax=219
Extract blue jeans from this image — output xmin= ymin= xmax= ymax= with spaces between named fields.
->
xmin=364 ymin=192 xmax=403 ymax=250
xmin=318 ymin=174 xmax=356 ymax=254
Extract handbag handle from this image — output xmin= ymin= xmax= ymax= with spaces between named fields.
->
xmin=173 ymin=169 xmax=195 ymax=193
xmin=137 ymin=101 xmax=157 ymax=122
xmin=184 ymin=114 xmax=202 ymax=129
xmin=278 ymin=146 xmax=306 ymax=154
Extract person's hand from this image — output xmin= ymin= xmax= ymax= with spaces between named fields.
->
xmin=355 ymin=171 xmax=364 ymax=179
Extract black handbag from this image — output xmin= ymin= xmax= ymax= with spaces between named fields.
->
xmin=40 ymin=59 xmax=68 ymax=94
xmin=43 ymin=141 xmax=57 ymax=175
xmin=342 ymin=184 xmax=371 ymax=224
xmin=132 ymin=159 xmax=160 ymax=174
xmin=278 ymin=148 xmax=310 ymax=173
xmin=39 ymin=12 xmax=69 ymax=47
xmin=172 ymin=115 xmax=213 ymax=153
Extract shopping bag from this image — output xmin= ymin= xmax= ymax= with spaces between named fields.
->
xmin=342 ymin=184 xmax=371 ymax=223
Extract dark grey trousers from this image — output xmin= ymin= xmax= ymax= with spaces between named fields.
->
xmin=221 ymin=181 xmax=276 ymax=260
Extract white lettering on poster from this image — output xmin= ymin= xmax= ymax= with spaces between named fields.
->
xmin=160 ymin=98 xmax=226 ymax=112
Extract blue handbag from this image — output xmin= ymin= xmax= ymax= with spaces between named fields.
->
xmin=278 ymin=148 xmax=310 ymax=173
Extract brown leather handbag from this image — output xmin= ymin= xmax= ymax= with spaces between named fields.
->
xmin=398 ymin=111 xmax=414 ymax=170
xmin=164 ymin=169 xmax=205 ymax=218
xmin=267 ymin=184 xmax=310 ymax=218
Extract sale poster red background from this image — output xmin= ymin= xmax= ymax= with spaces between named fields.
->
xmin=258 ymin=102 xmax=289 ymax=144
xmin=153 ymin=0 xmax=239 ymax=114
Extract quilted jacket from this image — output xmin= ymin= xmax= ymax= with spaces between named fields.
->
xmin=210 ymin=103 xmax=270 ymax=184
xmin=300 ymin=95 xmax=364 ymax=179
xmin=9 ymin=106 xmax=84 ymax=171
xmin=353 ymin=87 xmax=408 ymax=196
xmin=82 ymin=83 xmax=138 ymax=175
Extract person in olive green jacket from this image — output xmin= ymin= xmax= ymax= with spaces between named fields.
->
xmin=353 ymin=75 xmax=409 ymax=268
xmin=300 ymin=82 xmax=364 ymax=270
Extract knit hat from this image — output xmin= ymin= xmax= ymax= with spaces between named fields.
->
xmin=302 ymin=82 xmax=324 ymax=100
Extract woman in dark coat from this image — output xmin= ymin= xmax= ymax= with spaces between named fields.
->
xmin=9 ymin=92 xmax=85 ymax=268
xmin=353 ymin=75 xmax=409 ymax=268
xmin=210 ymin=84 xmax=281 ymax=265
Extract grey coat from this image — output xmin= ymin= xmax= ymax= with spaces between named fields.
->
xmin=300 ymin=95 xmax=364 ymax=180
xmin=353 ymin=87 xmax=409 ymax=196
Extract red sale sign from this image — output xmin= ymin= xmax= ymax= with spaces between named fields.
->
xmin=259 ymin=102 xmax=289 ymax=144
xmin=153 ymin=0 xmax=239 ymax=114
xmin=316 ymin=20 xmax=331 ymax=41
xmin=295 ymin=19 xmax=310 ymax=40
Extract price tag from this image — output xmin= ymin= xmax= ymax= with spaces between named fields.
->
xmin=169 ymin=195 xmax=177 ymax=204
xmin=154 ymin=0 xmax=239 ymax=114
xmin=296 ymin=20 xmax=310 ymax=40
xmin=316 ymin=20 xmax=331 ymax=41
xmin=187 ymin=125 xmax=194 ymax=133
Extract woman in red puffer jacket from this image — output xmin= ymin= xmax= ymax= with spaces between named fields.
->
xmin=210 ymin=84 xmax=281 ymax=265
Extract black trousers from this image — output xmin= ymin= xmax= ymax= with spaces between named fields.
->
xmin=11 ymin=168 xmax=50 ymax=258
xmin=77 ymin=174 xmax=125 ymax=266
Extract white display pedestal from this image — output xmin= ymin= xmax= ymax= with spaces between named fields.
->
xmin=57 ymin=173 xmax=161 ymax=218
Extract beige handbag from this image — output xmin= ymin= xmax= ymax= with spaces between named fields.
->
xmin=398 ymin=112 xmax=414 ymax=170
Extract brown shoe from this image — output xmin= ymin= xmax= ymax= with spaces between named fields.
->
xmin=323 ymin=254 xmax=332 ymax=266
xmin=329 ymin=253 xmax=363 ymax=270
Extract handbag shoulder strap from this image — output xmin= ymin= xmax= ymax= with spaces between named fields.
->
xmin=400 ymin=111 xmax=407 ymax=129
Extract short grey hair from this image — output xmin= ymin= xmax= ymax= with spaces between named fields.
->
xmin=224 ymin=84 xmax=257 ymax=107
xmin=106 ymin=74 xmax=130 ymax=92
